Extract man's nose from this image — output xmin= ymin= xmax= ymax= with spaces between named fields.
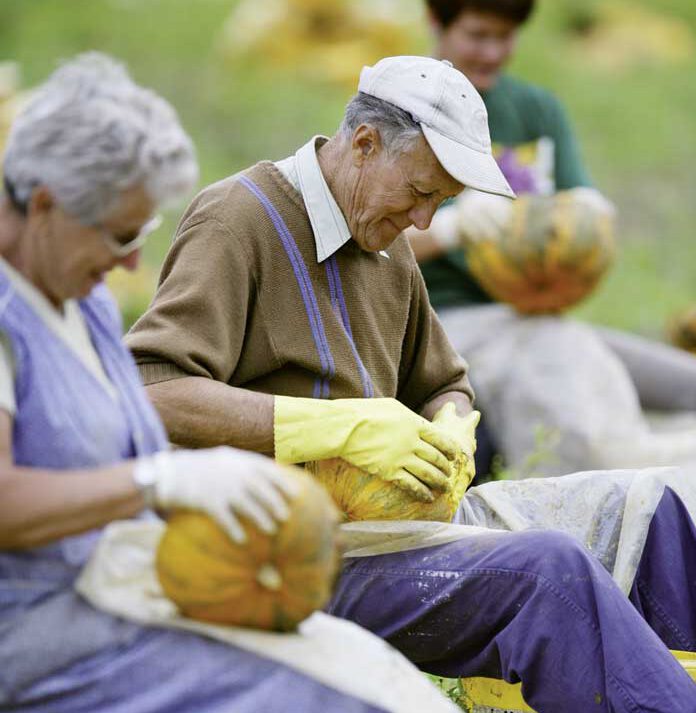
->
xmin=408 ymin=201 xmax=438 ymax=231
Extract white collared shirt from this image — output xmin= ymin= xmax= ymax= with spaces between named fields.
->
xmin=275 ymin=135 xmax=352 ymax=263
xmin=275 ymin=136 xmax=389 ymax=262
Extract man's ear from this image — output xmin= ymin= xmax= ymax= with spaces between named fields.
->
xmin=351 ymin=123 xmax=383 ymax=166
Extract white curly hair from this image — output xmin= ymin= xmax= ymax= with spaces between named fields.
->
xmin=3 ymin=52 xmax=198 ymax=223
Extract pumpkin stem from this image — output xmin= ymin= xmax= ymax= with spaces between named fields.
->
xmin=256 ymin=564 xmax=283 ymax=591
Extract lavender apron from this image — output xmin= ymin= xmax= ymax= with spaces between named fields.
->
xmin=0 ymin=276 xmax=383 ymax=713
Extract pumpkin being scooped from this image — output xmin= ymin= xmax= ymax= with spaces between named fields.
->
xmin=464 ymin=190 xmax=616 ymax=314
xmin=306 ymin=456 xmax=470 ymax=523
xmin=156 ymin=467 xmax=341 ymax=632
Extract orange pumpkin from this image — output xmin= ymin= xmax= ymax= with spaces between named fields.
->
xmin=667 ymin=306 xmax=696 ymax=355
xmin=156 ymin=469 xmax=341 ymax=631
xmin=464 ymin=191 xmax=615 ymax=314
xmin=306 ymin=458 xmax=468 ymax=522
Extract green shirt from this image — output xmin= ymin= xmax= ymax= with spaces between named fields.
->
xmin=421 ymin=74 xmax=592 ymax=309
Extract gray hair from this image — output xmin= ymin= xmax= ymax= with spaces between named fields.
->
xmin=3 ymin=52 xmax=198 ymax=223
xmin=340 ymin=92 xmax=423 ymax=155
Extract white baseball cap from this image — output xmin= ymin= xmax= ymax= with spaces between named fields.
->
xmin=358 ymin=56 xmax=515 ymax=199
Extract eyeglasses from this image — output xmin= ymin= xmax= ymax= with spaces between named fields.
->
xmin=99 ymin=214 xmax=163 ymax=257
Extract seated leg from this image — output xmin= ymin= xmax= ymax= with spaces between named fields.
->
xmin=328 ymin=529 xmax=696 ymax=713
xmin=630 ymin=486 xmax=696 ymax=651
xmin=598 ymin=325 xmax=696 ymax=411
xmin=4 ymin=593 xmax=390 ymax=713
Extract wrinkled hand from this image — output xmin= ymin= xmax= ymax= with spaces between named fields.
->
xmin=432 ymin=403 xmax=480 ymax=493
xmin=274 ymin=397 xmax=460 ymax=503
xmin=455 ymin=189 xmax=515 ymax=243
xmin=135 ymin=447 xmax=300 ymax=543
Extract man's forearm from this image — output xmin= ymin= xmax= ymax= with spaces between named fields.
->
xmin=146 ymin=376 xmax=471 ymax=453
xmin=421 ymin=391 xmax=473 ymax=421
xmin=145 ymin=377 xmax=275 ymax=454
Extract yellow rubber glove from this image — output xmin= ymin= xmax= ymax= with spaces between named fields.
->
xmin=432 ymin=403 xmax=480 ymax=506
xmin=274 ymin=396 xmax=459 ymax=502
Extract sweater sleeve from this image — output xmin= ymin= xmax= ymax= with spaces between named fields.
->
xmin=126 ymin=211 xmax=253 ymax=386
xmin=397 ymin=261 xmax=474 ymax=412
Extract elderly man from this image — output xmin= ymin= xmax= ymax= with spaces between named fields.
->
xmin=128 ymin=57 xmax=696 ymax=712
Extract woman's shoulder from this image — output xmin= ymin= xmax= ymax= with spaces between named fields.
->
xmin=83 ymin=283 xmax=124 ymax=335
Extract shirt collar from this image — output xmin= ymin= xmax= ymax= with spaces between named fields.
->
xmin=0 ymin=255 xmax=78 ymax=322
xmin=294 ymin=135 xmax=352 ymax=263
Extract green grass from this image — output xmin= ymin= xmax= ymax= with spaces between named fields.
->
xmin=1 ymin=0 xmax=695 ymax=334
xmin=428 ymin=674 xmax=470 ymax=710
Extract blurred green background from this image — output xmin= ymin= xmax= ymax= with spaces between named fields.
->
xmin=1 ymin=0 xmax=695 ymax=337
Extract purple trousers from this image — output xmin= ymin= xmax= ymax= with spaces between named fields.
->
xmin=327 ymin=488 xmax=696 ymax=713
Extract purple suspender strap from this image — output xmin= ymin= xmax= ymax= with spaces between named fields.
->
xmin=238 ymin=175 xmax=335 ymax=398
xmin=325 ymin=255 xmax=374 ymax=398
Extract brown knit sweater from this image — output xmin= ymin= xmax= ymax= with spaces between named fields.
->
xmin=126 ymin=161 xmax=472 ymax=410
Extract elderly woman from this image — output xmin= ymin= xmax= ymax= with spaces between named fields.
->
xmin=0 ymin=53 xmax=412 ymax=713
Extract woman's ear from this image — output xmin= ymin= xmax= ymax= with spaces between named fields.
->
xmin=27 ymin=185 xmax=55 ymax=216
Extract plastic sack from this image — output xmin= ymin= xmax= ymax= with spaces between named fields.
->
xmin=455 ymin=465 xmax=696 ymax=593
xmin=342 ymin=464 xmax=696 ymax=593
xmin=438 ymin=304 xmax=696 ymax=477
xmin=340 ymin=520 xmax=490 ymax=557
xmin=76 ymin=520 xmax=461 ymax=713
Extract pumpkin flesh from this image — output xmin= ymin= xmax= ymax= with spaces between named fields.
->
xmin=306 ymin=458 xmax=466 ymax=522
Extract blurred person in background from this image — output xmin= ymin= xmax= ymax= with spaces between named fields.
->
xmin=0 ymin=52 xmax=409 ymax=713
xmin=408 ymin=0 xmax=696 ymax=477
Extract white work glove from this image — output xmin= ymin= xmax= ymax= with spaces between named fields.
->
xmin=455 ymin=189 xmax=515 ymax=243
xmin=133 ymin=447 xmax=300 ymax=543
xmin=565 ymin=187 xmax=616 ymax=218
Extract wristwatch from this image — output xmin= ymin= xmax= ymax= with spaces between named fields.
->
xmin=131 ymin=457 xmax=160 ymax=509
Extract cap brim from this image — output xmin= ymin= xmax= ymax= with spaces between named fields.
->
xmin=421 ymin=124 xmax=515 ymax=199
